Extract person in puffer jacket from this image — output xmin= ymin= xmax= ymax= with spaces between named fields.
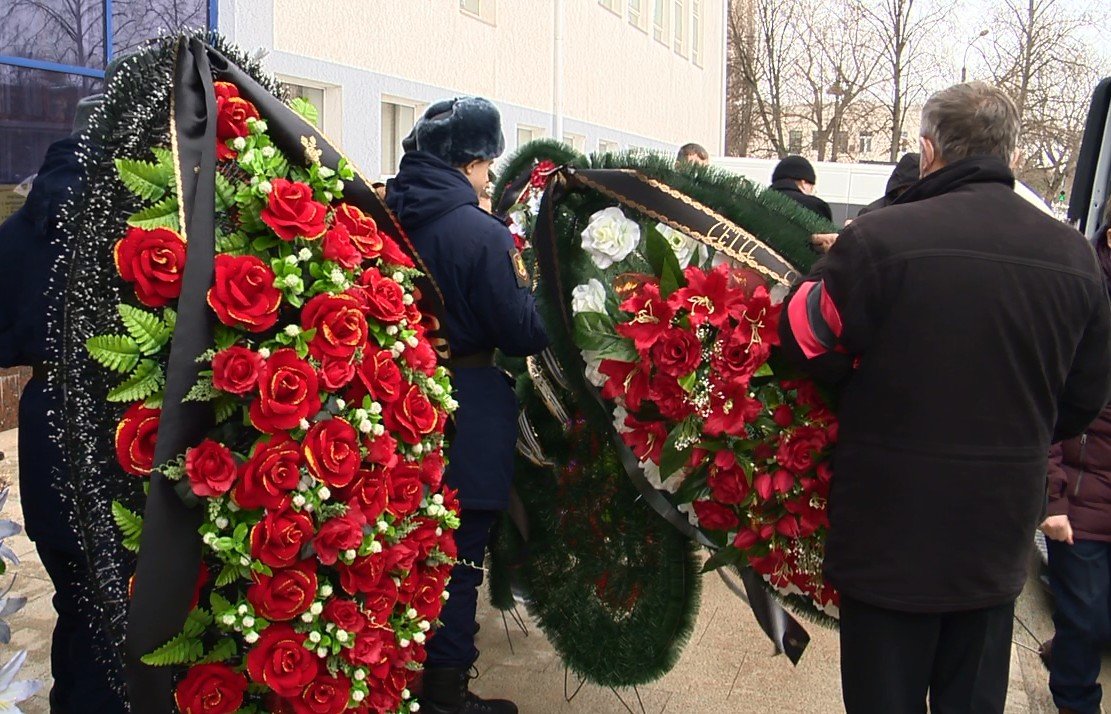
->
xmin=1041 ymin=201 xmax=1111 ymax=714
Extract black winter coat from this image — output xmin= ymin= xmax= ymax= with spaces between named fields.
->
xmin=770 ymin=178 xmax=833 ymax=222
xmin=779 ymin=156 xmax=1111 ymax=612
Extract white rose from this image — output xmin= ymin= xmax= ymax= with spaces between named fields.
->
xmin=581 ymin=350 xmax=606 ymax=387
xmin=570 ymin=279 xmax=607 ymax=315
xmin=656 ymin=223 xmax=699 ymax=267
xmin=580 ymin=206 xmax=640 ymax=269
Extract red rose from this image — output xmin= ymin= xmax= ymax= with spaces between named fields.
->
xmin=174 ymin=663 xmax=247 ymax=714
xmin=250 ymin=504 xmax=314 ymax=569
xmin=406 ymin=566 xmax=450 ymax=621
xmin=386 ymin=462 xmax=424 ymax=518
xmin=707 ymin=464 xmax=749 ymax=505
xmin=313 ymin=508 xmax=366 ymax=565
xmin=692 ymin=500 xmax=740 ymax=532
xmin=336 ymin=553 xmax=385 ymax=596
xmin=301 ymin=293 xmax=368 ymax=362
xmin=207 ymin=254 xmax=282 ymax=332
xmin=405 ymin=517 xmax=442 ymax=559
xmin=115 ymin=402 xmax=160 ymax=477
xmin=291 ymin=673 xmax=351 ymax=714
xmin=712 ymin=325 xmax=771 ymax=389
xmin=249 ymin=349 xmax=322 ymax=433
xmin=651 ymin=327 xmax=702 ymax=378
xmin=303 ymin=418 xmax=361 ymax=489
xmin=214 ymin=81 xmax=259 ymax=160
xmin=379 ymin=233 xmax=415 ymax=268
xmin=361 ymin=577 xmax=399 ymax=623
xmin=358 ymin=268 xmax=407 ymax=324
xmin=319 ymin=357 xmax=356 ymax=391
xmin=648 ymin=372 xmax=693 ymax=421
xmin=772 ymin=405 xmax=794 ymax=428
xmin=383 ymin=540 xmax=419 ymax=576
xmin=355 ymin=467 xmax=390 ymax=522
xmin=212 ymin=346 xmax=265 ymax=395
xmin=418 ymin=450 xmax=445 ymax=488
xmin=402 ymin=333 xmax=438 ymax=376
xmin=322 ymin=599 xmax=366 ymax=634
xmin=235 ymin=435 xmax=303 ymax=510
xmin=776 ymin=425 xmax=829 ymax=474
xmin=321 ymin=225 xmax=363 ymax=270
xmin=114 ymin=226 xmax=187 ymax=307
xmin=334 ymin=204 xmax=381 ymax=256
xmin=343 ymin=626 xmax=393 ymax=667
xmin=363 ymin=432 xmax=399 ymax=469
xmin=185 ymin=439 xmax=238 ymax=497
xmin=733 ymin=527 xmax=763 ymax=551
xmin=753 ymin=472 xmax=774 ymax=501
xmin=261 ymin=178 xmax=327 ymax=241
xmin=246 ymin=623 xmax=319 ymax=698
xmin=383 ymin=385 xmax=441 ymax=445
xmin=349 ymin=349 xmax=403 ymax=405
xmin=247 ymin=560 xmax=318 ymax=622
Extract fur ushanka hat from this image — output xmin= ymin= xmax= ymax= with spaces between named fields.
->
xmin=402 ymin=97 xmax=506 ymax=167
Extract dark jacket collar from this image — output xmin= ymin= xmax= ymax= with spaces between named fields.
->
xmin=894 ymin=156 xmax=1014 ymax=206
xmin=1093 ymin=225 xmax=1111 ymax=295
xmin=770 ymin=177 xmax=804 ymax=195
xmin=385 ymin=150 xmax=478 ymax=230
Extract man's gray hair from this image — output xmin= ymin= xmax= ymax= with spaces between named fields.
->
xmin=919 ymin=81 xmax=1020 ymax=164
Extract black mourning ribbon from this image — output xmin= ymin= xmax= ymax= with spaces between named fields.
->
xmin=531 ymin=167 xmax=810 ymax=665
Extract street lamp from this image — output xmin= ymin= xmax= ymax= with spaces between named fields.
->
xmin=961 ymin=29 xmax=990 ymax=82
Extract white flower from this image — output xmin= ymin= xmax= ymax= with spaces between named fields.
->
xmin=344 ymin=549 xmax=357 ymax=560
xmin=336 ymin=399 xmax=346 ymax=410
xmin=392 ymin=271 xmax=405 ymax=282
xmin=353 ymin=690 xmax=366 ymax=703
xmin=298 ymin=247 xmax=313 ymax=261
xmin=258 ymin=347 xmax=271 ymax=358
xmin=318 ymin=165 xmax=335 ymax=178
xmin=656 ymin=222 xmax=699 ymax=267
xmin=244 ymin=631 xmax=259 ymax=644
xmin=412 ymin=443 xmax=424 ymax=455
xmin=241 ymin=149 xmax=255 ymax=164
xmin=432 ymin=494 xmax=444 ymax=506
xmin=316 ymin=647 xmax=328 ymax=658
xmin=301 ymin=612 xmax=314 ymax=623
xmin=321 ymin=583 xmax=333 ymax=597
xmin=221 ymin=614 xmax=236 ymax=626
xmin=399 ymin=638 xmax=411 ymax=648
xmin=242 ymin=616 xmax=255 ymax=628
xmin=411 ymin=702 xmax=420 ymax=712
xmin=310 ymin=602 xmax=323 ymax=616
xmin=372 ymin=424 xmax=386 ymax=437
xmin=386 ymin=325 xmax=399 ymax=336
xmin=406 ymin=608 xmax=418 ymax=619
xmin=413 ymin=631 xmax=426 ymax=644
xmin=292 ymin=494 xmax=307 ymax=508
xmin=370 ymin=540 xmax=383 ymax=554
xmin=309 ymin=631 xmax=322 ymax=644
xmin=232 ymin=137 xmax=247 ymax=151
xmin=284 ymin=324 xmax=301 ymax=337
xmin=369 ymin=402 xmax=383 ymax=416
xmin=215 ymin=516 xmax=229 ymax=530
xmin=284 ymin=255 xmax=298 ymax=266
xmin=377 ymin=520 xmax=390 ymax=533
xmin=254 ymin=120 xmax=268 ymax=133
xmin=335 ymin=180 xmax=345 ymax=192
xmin=318 ymin=486 xmax=331 ymax=501
xmin=299 ymin=418 xmax=310 ymax=431
xmin=354 ymin=669 xmax=367 ymax=682
xmin=330 ymin=269 xmax=345 ymax=283
xmin=238 ymin=605 xmax=248 ymax=615
xmin=580 ymin=206 xmax=640 ymax=269
xmin=283 ymin=274 xmax=301 ymax=288
xmin=419 ymin=620 xmax=431 ymax=632
xmin=571 ymin=278 xmax=607 ymax=315
xmin=261 ymin=146 xmax=275 ymax=158
xmin=359 ymin=420 xmax=373 ymax=434
xmin=403 ymin=293 xmax=414 ymax=305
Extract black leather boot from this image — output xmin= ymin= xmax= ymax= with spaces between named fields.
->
xmin=418 ymin=668 xmax=518 ymax=714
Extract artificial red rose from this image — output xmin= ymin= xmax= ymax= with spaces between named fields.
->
xmin=405 ymin=517 xmax=442 ymax=559
xmin=261 ymin=178 xmax=327 ymax=241
xmin=319 ymin=357 xmax=356 ymax=391
xmin=621 ymin=415 xmax=668 ymax=464
xmin=303 ymin=418 xmax=361 ymax=489
xmin=773 ymin=405 xmax=795 ymax=428
xmin=692 ymin=500 xmax=740 ymax=532
xmin=322 ymin=598 xmax=366 ymax=634
xmin=291 ymin=673 xmax=351 ymax=714
xmin=301 ymin=293 xmax=368 ymax=362
xmin=383 ymin=385 xmax=441 ymax=445
xmin=336 ymin=553 xmax=385 ymax=596
xmin=313 ymin=508 xmax=367 ymax=566
xmin=648 ymin=373 xmax=693 ymax=421
xmin=418 ymin=450 xmax=445 ymax=488
xmin=342 ymin=626 xmax=393 ymax=668
xmin=214 ymin=81 xmax=239 ymax=103
xmin=235 ymin=436 xmax=302 ymax=510
xmin=776 ymin=514 xmax=801 ymax=538
xmin=615 ymin=282 xmax=674 ymax=354
xmin=355 ymin=467 xmax=390 ymax=522
xmin=776 ymin=425 xmax=829 ymax=474
xmin=361 ymin=577 xmax=399 ymax=623
xmin=651 ymin=327 xmax=703 ymax=379
xmin=350 ymin=349 xmax=404 ymax=405
xmin=321 ymin=225 xmax=363 ymax=270
xmin=115 ymin=402 xmax=160 ymax=477
xmin=404 ymin=335 xmax=438 ymax=376
xmin=212 ymin=346 xmax=265 ymax=395
xmin=406 ymin=566 xmax=450 ymax=621
xmin=363 ymin=432 xmax=399 ymax=470
xmin=114 ymin=226 xmax=187 ymax=307
xmin=250 ymin=504 xmax=314 ymax=569
xmin=386 ymin=462 xmax=424 ymax=518
xmin=249 ymin=349 xmax=322 ymax=433
xmin=753 ymin=472 xmax=774 ymax=502
xmin=246 ymin=623 xmax=319 ymax=698
xmin=334 ymin=204 xmax=379 ymax=252
xmin=174 ymin=663 xmax=247 ymax=714
xmin=247 ymin=560 xmax=318 ymax=621
xmin=185 ymin=439 xmax=238 ymax=497
xmin=772 ymin=469 xmax=795 ymax=495
xmin=382 ymin=540 xmax=419 ymax=575
xmin=359 ymin=267 xmax=407 ymax=324
xmin=708 ymin=464 xmax=749 ymax=505
xmin=379 ymin=233 xmax=415 ymax=268
xmin=732 ymin=527 xmax=761 ymax=551
xmin=712 ymin=325 xmax=771 ymax=389
xmin=214 ymin=80 xmax=258 ymax=160
xmin=207 ymin=254 xmax=282 ymax=332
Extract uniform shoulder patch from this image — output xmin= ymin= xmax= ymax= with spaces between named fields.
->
xmin=509 ymin=250 xmax=530 ymax=288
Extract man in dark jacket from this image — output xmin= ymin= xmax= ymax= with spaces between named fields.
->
xmin=769 ymin=155 xmax=833 ymax=221
xmin=779 ymin=81 xmax=1111 ymax=713
xmin=0 ymin=100 xmax=127 ymax=712
xmin=387 ymin=97 xmax=549 ymax=714
xmin=855 ymin=152 xmax=920 ymax=217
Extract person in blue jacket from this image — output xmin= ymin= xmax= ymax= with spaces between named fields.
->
xmin=387 ymin=97 xmax=549 ymax=714
xmin=0 ymin=95 xmax=127 ymax=713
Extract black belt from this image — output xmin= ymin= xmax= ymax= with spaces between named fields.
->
xmin=447 ymin=350 xmax=496 ymax=370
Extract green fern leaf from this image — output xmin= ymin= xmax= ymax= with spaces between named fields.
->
xmin=111 ymin=501 xmax=144 ymax=552
xmin=209 ymin=592 xmax=232 ymax=614
xmin=140 ymin=630 xmax=204 ymax=666
xmin=150 ymin=146 xmax=174 ymax=173
xmin=162 ymin=307 xmax=177 ymax=335
xmin=183 ymin=607 xmax=214 ymax=637
xmin=183 ymin=377 xmax=218 ymax=403
xmin=86 ymin=335 xmax=141 ymax=373
xmin=107 ymin=360 xmax=164 ymax=403
xmin=215 ymin=171 xmax=235 ymax=212
xmin=127 ymin=196 xmax=180 ymax=231
xmin=118 ymin=304 xmax=171 ymax=356
xmin=115 ymin=158 xmax=170 ymax=202
xmin=214 ymin=395 xmax=238 ymax=425
xmin=198 ymin=637 xmax=238 ymax=664
xmin=290 ymin=97 xmax=319 ymax=127
xmin=144 ymin=393 xmax=164 ymax=409
xmin=215 ymin=230 xmax=249 ymax=255
xmin=214 ymin=565 xmax=241 ymax=588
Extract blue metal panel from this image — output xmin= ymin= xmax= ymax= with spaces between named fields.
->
xmin=0 ymin=55 xmax=105 ymax=79
xmin=209 ymin=0 xmax=219 ymax=29
xmin=105 ymin=0 xmax=115 ymax=62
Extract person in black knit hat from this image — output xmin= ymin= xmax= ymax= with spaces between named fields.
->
xmin=387 ymin=97 xmax=549 ymax=714
xmin=770 ymin=154 xmax=833 ymax=221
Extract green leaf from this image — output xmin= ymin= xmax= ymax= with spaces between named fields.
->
xmin=86 ymin=334 xmax=141 ymax=373
xmin=290 ymin=97 xmax=320 ymax=127
xmin=209 ymin=592 xmax=232 ymax=614
xmin=115 ymin=157 xmax=170 ymax=201
xmin=677 ymin=371 xmax=698 ymax=394
xmin=127 ymin=195 xmax=180 ymax=231
xmin=645 ymin=226 xmax=685 ymax=298
xmin=118 ymin=304 xmax=171 ymax=356
xmin=572 ymin=313 xmax=638 ymax=361
xmin=659 ymin=421 xmax=694 ymax=479
xmin=215 ymin=171 xmax=235 ymax=212
xmin=144 ymin=393 xmax=164 ymax=409
xmin=140 ymin=632 xmax=204 ymax=666
xmin=213 ymin=324 xmax=239 ymax=351
xmin=214 ymin=395 xmax=238 ymax=425
xmin=151 ymin=146 xmax=174 ymax=173
xmin=163 ymin=308 xmax=177 ymax=335
xmin=183 ymin=377 xmax=218 ymax=403
xmin=215 ymin=230 xmax=249 ymax=255
xmin=251 ymin=234 xmax=281 ymax=253
xmin=111 ymin=501 xmax=144 ymax=552
xmin=701 ymin=546 xmax=743 ymax=573
xmin=198 ymin=637 xmax=238 ymax=664
xmin=107 ymin=359 xmax=164 ymax=403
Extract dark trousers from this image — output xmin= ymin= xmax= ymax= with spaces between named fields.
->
xmin=36 ymin=545 xmax=127 ymax=714
xmin=1046 ymin=538 xmax=1111 ymax=714
xmin=425 ymin=509 xmax=498 ymax=669
xmin=840 ymin=594 xmax=1014 ymax=714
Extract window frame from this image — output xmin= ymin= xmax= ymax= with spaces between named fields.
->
xmin=652 ymin=0 xmax=669 ymax=44
xmin=380 ymin=96 xmax=422 ymax=177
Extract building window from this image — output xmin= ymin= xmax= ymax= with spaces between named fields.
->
xmin=652 ymin=0 xmax=668 ymax=43
xmin=599 ymin=0 xmax=621 ymax=14
xmin=517 ymin=125 xmax=544 ymax=147
xmin=381 ymin=100 xmax=417 ymax=176
xmin=282 ymin=82 xmax=325 ymax=125
xmin=789 ymin=130 xmax=802 ymax=155
xmin=858 ymin=133 xmax=873 ymax=154
xmin=460 ymin=0 xmax=495 ymax=24
xmin=628 ymin=0 xmax=646 ymax=29
xmin=563 ymin=133 xmax=586 ymax=152
xmin=690 ymin=0 xmax=703 ymax=65
xmin=672 ymin=0 xmax=687 ymax=55
xmin=598 ymin=139 xmax=621 ymax=153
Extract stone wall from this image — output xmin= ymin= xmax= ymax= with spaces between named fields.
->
xmin=0 ymin=368 xmax=29 ymax=432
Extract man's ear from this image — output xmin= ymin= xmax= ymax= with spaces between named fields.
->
xmin=918 ymin=137 xmax=936 ymax=177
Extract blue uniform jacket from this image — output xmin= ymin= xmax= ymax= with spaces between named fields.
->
xmin=387 ymin=151 xmax=549 ymax=510
xmin=0 ymin=136 xmax=83 ymax=550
